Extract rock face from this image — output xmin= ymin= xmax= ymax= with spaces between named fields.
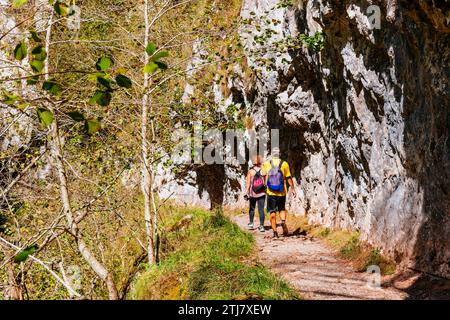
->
xmin=163 ymin=0 xmax=449 ymax=278
xmin=239 ymin=0 xmax=450 ymax=278
xmin=1 ymin=2 xmax=53 ymax=182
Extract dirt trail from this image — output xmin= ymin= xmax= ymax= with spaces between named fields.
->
xmin=234 ymin=215 xmax=408 ymax=300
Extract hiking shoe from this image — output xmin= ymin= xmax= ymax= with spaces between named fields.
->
xmin=258 ymin=226 xmax=265 ymax=233
xmin=273 ymin=231 xmax=279 ymax=238
xmin=247 ymin=223 xmax=254 ymax=230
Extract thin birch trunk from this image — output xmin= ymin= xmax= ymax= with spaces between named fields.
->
xmin=142 ymin=0 xmax=155 ymax=265
xmin=44 ymin=10 xmax=118 ymax=300
xmin=49 ymin=116 xmax=118 ymax=299
xmin=44 ymin=12 xmax=52 ymax=77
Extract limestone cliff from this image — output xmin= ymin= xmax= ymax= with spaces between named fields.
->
xmin=162 ymin=0 xmax=449 ymax=278
xmin=245 ymin=0 xmax=449 ymax=278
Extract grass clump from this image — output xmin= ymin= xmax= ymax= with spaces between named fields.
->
xmin=338 ymin=235 xmax=397 ymax=275
xmin=130 ymin=207 xmax=299 ymax=300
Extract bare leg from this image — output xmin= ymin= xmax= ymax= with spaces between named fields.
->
xmin=280 ymin=210 xmax=289 ymax=236
xmin=270 ymin=212 xmax=277 ymax=232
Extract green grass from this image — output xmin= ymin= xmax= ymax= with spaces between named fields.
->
xmin=335 ymin=233 xmax=396 ymax=274
xmin=130 ymin=207 xmax=299 ymax=300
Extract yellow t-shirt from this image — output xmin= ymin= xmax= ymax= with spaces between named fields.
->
xmin=262 ymin=157 xmax=292 ymax=196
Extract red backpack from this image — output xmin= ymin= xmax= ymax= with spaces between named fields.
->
xmin=251 ymin=168 xmax=266 ymax=194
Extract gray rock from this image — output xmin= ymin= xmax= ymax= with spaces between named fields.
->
xmin=239 ymin=0 xmax=450 ymax=278
xmin=165 ymin=0 xmax=449 ymax=278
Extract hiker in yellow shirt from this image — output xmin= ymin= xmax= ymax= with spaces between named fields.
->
xmin=262 ymin=147 xmax=297 ymax=238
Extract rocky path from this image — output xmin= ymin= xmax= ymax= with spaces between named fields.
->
xmin=234 ymin=215 xmax=408 ymax=300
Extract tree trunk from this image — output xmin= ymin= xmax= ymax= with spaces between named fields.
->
xmin=50 ymin=119 xmax=118 ymax=300
xmin=44 ymin=11 xmax=118 ymax=299
xmin=1 ymin=242 xmax=23 ymax=300
xmin=142 ymin=0 xmax=155 ymax=265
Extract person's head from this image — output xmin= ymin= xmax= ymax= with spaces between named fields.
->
xmin=252 ymin=154 xmax=263 ymax=166
xmin=271 ymin=147 xmax=280 ymax=158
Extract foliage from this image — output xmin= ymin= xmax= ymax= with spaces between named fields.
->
xmin=13 ymin=41 xmax=27 ymax=60
xmin=276 ymin=0 xmax=294 ymax=9
xmin=0 ymin=0 xmax=329 ymax=300
xmin=12 ymin=0 xmax=28 ymax=8
xmin=14 ymin=244 xmax=38 ymax=263
xmin=131 ymin=207 xmax=299 ymax=300
xmin=36 ymin=108 xmax=54 ymax=127
xmin=1 ymin=0 xmax=247 ymax=300
xmin=300 ymin=32 xmax=325 ymax=52
xmin=240 ymin=0 xmax=327 ymax=76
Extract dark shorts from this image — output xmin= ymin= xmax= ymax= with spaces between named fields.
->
xmin=267 ymin=195 xmax=286 ymax=213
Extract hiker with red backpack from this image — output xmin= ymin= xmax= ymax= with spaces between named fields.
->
xmin=262 ymin=147 xmax=297 ymax=238
xmin=244 ymin=155 xmax=267 ymax=232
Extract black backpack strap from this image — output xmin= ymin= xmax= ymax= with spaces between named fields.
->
xmin=251 ymin=166 xmax=261 ymax=175
xmin=278 ymin=160 xmax=284 ymax=169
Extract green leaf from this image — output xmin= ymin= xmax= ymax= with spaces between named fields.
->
xmin=87 ymin=72 xmax=105 ymax=82
xmin=42 ymin=80 xmax=53 ymax=91
xmin=95 ymin=56 xmax=112 ymax=71
xmin=36 ymin=108 xmax=54 ymax=127
xmin=67 ymin=110 xmax=85 ymax=122
xmin=87 ymin=74 xmax=98 ymax=82
xmin=30 ymin=59 xmax=44 ymax=73
xmin=2 ymin=91 xmax=20 ymax=105
xmin=97 ymin=76 xmax=113 ymax=90
xmin=14 ymin=41 xmax=27 ymax=61
xmin=13 ymin=244 xmax=38 ymax=263
xmin=151 ymin=50 xmax=169 ymax=62
xmin=143 ymin=62 xmax=159 ymax=74
xmin=88 ymin=91 xmax=102 ymax=105
xmin=29 ymin=30 xmax=42 ymax=42
xmin=145 ymin=42 xmax=156 ymax=56
xmin=26 ymin=75 xmax=40 ymax=85
xmin=42 ymin=79 xmax=62 ymax=96
xmin=89 ymin=90 xmax=111 ymax=106
xmin=85 ymin=119 xmax=101 ymax=135
xmin=155 ymin=61 xmax=168 ymax=70
xmin=54 ymin=1 xmax=69 ymax=16
xmin=12 ymin=0 xmax=28 ymax=8
xmin=31 ymin=45 xmax=47 ymax=61
xmin=115 ymin=74 xmax=132 ymax=88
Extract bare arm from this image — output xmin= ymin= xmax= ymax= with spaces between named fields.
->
xmin=287 ymin=177 xmax=297 ymax=198
xmin=244 ymin=170 xmax=252 ymax=195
